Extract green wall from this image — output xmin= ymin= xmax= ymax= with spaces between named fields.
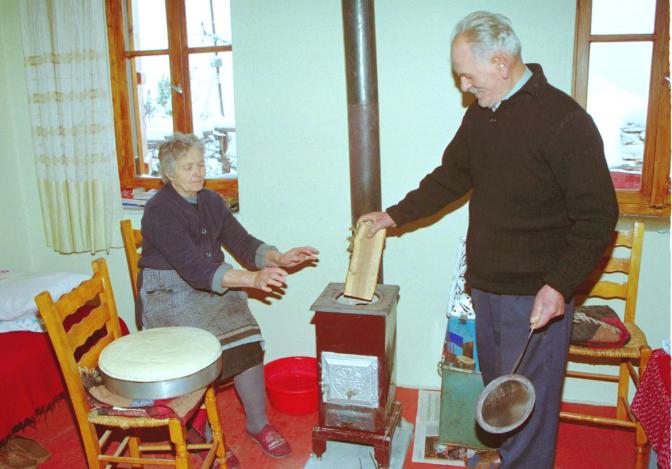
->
xmin=0 ymin=0 xmax=669 ymax=403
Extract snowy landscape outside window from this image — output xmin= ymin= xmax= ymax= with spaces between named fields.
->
xmin=573 ymin=0 xmax=669 ymax=215
xmin=107 ymin=0 xmax=239 ymax=207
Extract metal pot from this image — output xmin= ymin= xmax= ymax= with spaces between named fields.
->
xmin=100 ymin=356 xmax=222 ymax=400
xmin=475 ymin=328 xmax=536 ymax=434
xmin=98 ymin=326 xmax=223 ymax=400
xmin=475 ymin=373 xmax=535 ymax=434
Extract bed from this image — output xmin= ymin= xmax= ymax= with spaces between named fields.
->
xmin=0 ymin=269 xmax=128 ymax=441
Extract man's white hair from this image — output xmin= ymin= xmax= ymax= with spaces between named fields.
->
xmin=452 ymin=11 xmax=522 ymax=61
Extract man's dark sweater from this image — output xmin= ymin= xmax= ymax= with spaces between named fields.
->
xmin=387 ymin=64 xmax=618 ymax=300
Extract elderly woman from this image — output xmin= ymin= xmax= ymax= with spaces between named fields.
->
xmin=138 ymin=133 xmax=318 ymax=464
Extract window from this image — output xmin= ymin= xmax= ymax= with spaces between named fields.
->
xmin=106 ymin=0 xmax=239 ymax=207
xmin=573 ymin=0 xmax=669 ymax=216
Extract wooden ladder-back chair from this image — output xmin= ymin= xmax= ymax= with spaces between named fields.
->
xmin=35 ymin=258 xmax=227 ymax=469
xmin=560 ymin=218 xmax=652 ymax=469
xmin=121 ymin=219 xmax=143 ymax=301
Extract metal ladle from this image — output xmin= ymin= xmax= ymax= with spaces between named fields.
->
xmin=476 ymin=328 xmax=536 ymax=434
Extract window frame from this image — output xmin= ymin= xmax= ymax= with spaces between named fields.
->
xmin=573 ymin=0 xmax=670 ymax=216
xmin=105 ymin=0 xmax=238 ymax=202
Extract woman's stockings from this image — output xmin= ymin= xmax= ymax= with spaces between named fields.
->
xmin=233 ymin=363 xmax=268 ymax=434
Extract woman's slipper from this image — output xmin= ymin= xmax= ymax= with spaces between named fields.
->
xmin=215 ymin=449 xmax=240 ymax=469
xmin=246 ymin=424 xmax=291 ymax=459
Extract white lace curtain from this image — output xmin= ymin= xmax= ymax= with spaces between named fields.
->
xmin=19 ymin=0 xmax=122 ymax=254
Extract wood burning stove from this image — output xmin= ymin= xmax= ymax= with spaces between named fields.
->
xmin=311 ymin=282 xmax=402 ymax=468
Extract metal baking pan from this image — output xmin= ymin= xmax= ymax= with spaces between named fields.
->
xmin=100 ymin=356 xmax=222 ymax=400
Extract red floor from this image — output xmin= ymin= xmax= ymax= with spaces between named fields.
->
xmin=12 ymin=385 xmax=639 ymax=468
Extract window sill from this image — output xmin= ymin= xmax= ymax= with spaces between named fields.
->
xmin=120 ymin=179 xmax=239 ymax=213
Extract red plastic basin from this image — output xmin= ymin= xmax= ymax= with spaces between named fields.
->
xmin=264 ymin=356 xmax=318 ymax=415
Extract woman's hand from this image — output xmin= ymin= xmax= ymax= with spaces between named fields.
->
xmin=266 ymin=246 xmax=319 ymax=268
xmin=252 ymin=267 xmax=288 ymax=292
xmin=221 ymin=267 xmax=288 ymax=292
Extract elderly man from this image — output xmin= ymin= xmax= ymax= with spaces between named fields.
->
xmin=361 ymin=11 xmax=618 ymax=469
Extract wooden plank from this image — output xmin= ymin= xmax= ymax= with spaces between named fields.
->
xmin=344 ymin=220 xmax=386 ymax=301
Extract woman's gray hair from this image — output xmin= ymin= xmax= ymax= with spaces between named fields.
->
xmin=157 ymin=133 xmax=204 ymax=183
xmin=452 ymin=11 xmax=521 ymax=62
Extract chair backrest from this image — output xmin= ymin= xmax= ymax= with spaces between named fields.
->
xmin=575 ymin=219 xmax=644 ymax=323
xmin=35 ymin=258 xmax=124 ymax=440
xmin=120 ymin=219 xmax=143 ymax=301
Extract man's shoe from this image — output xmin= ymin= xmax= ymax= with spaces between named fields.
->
xmin=466 ymin=450 xmax=501 ymax=469
xmin=246 ymin=424 xmax=291 ymax=459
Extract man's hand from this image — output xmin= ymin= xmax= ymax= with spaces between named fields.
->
xmin=529 ymin=284 xmax=566 ymax=329
xmin=357 ymin=212 xmax=396 ymax=238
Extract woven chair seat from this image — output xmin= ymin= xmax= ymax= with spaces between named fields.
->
xmin=87 ymin=384 xmax=206 ymax=429
xmin=569 ymin=322 xmax=648 ymax=359
xmin=89 ymin=410 xmax=171 ymax=428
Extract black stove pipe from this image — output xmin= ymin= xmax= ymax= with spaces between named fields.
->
xmin=342 ymin=0 xmax=381 ymax=227
xmin=342 ymin=0 xmax=383 ymax=281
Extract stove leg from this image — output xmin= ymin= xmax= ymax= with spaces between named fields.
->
xmin=312 ymin=431 xmax=327 ymax=459
xmin=373 ymin=443 xmax=391 ymax=469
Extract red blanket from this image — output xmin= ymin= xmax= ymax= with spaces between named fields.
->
xmin=632 ymin=349 xmax=671 ymax=469
xmin=0 ymin=312 xmax=128 ymax=441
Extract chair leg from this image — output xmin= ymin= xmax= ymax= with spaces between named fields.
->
xmin=205 ymin=386 xmax=228 ymax=468
xmin=640 ymin=346 xmax=652 ymax=376
xmin=616 ymin=361 xmax=630 ymax=420
xmin=169 ymin=419 xmax=192 ymax=469
xmin=634 ymin=422 xmax=650 ymax=469
xmin=633 ymin=345 xmax=653 ymax=469
xmin=128 ymin=436 xmax=141 ymax=468
xmin=82 ymin=421 xmax=103 ymax=469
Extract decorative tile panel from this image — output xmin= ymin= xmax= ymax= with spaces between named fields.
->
xmin=321 ymin=351 xmax=379 ymax=408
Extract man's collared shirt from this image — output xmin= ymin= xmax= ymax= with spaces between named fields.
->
xmin=491 ymin=65 xmax=532 ymax=111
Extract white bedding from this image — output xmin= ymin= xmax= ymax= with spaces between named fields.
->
xmin=0 ymin=270 xmax=89 ymax=332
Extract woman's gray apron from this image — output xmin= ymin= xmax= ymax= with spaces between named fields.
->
xmin=139 ymin=268 xmax=262 ymax=351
